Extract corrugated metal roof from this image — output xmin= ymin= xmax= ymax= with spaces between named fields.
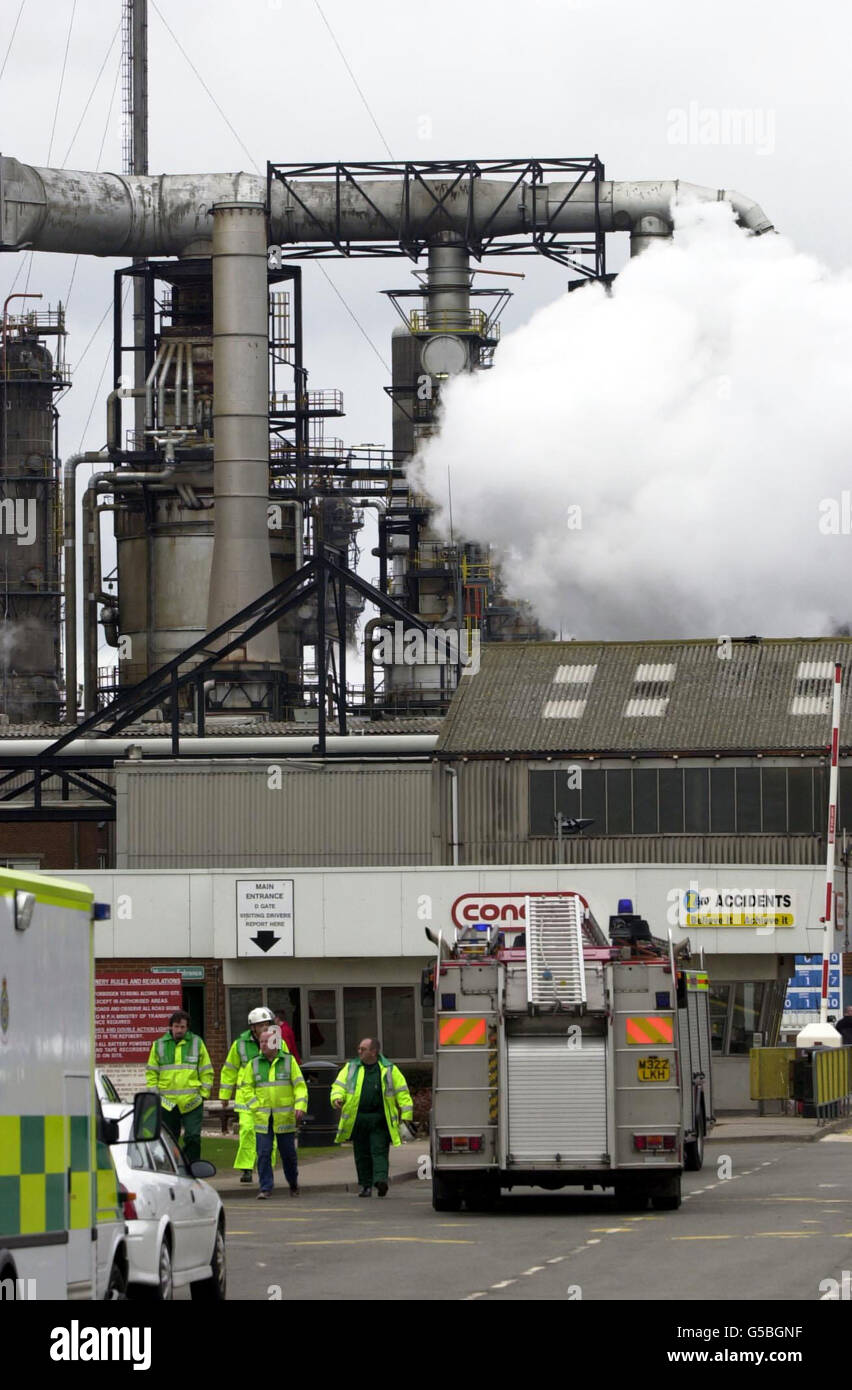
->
xmin=437 ymin=638 xmax=852 ymax=755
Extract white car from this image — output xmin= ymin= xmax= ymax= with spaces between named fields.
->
xmin=97 ymin=1072 xmax=226 ymax=1301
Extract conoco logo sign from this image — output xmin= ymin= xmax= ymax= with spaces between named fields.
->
xmin=451 ymin=891 xmax=590 ymax=928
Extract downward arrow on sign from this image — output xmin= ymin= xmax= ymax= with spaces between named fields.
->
xmin=251 ymin=931 xmax=280 ymax=953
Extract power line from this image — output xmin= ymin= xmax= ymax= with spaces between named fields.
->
xmin=0 ymin=0 xmax=26 ymax=87
xmin=46 ymin=0 xmax=78 ymax=165
xmin=151 ymin=1 xmax=389 ymax=371
xmin=149 ymin=0 xmax=261 ymax=174
xmin=61 ymin=17 xmax=121 ymax=166
xmin=314 ymin=263 xmax=390 ymax=374
xmin=312 ymin=0 xmax=394 ymax=159
xmin=78 ymin=284 xmax=129 ymax=454
xmin=65 ymin=33 xmax=124 ymax=312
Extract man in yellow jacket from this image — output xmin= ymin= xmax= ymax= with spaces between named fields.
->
xmin=145 ymin=1009 xmax=214 ymax=1165
xmin=241 ymin=1027 xmax=308 ymax=1200
xmin=218 ymin=1006 xmax=284 ymax=1184
xmin=331 ymin=1038 xmax=413 ymax=1198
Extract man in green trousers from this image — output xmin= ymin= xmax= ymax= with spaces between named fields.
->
xmin=145 ymin=1008 xmax=214 ymax=1166
xmin=331 ymin=1038 xmax=413 ymax=1197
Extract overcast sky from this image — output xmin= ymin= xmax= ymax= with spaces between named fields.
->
xmin=1 ymin=0 xmax=850 ymax=661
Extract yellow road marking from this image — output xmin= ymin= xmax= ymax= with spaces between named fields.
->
xmin=746 ymin=1232 xmax=819 ymax=1238
xmin=287 ymin=1237 xmax=474 ymax=1246
xmin=671 ymin=1235 xmax=735 ymax=1240
xmin=589 ymin=1227 xmax=635 ymax=1234
xmin=831 ymin=1232 xmax=852 ymax=1238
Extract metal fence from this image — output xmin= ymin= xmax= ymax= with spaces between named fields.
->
xmin=750 ymin=1045 xmax=852 ymax=1120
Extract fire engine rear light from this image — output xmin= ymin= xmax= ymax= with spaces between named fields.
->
xmin=452 ymin=1136 xmax=469 ymax=1150
xmin=439 ymin=1137 xmax=453 ymax=1153
xmin=468 ymin=1135 xmax=484 ymax=1152
xmin=634 ymin=1134 xmax=673 ymax=1152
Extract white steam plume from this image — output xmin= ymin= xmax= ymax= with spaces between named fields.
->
xmin=411 ymin=201 xmax=852 ymax=639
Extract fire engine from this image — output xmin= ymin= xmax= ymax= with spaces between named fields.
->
xmin=426 ymin=894 xmax=713 ymax=1213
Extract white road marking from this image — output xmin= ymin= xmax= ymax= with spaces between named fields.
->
xmin=522 ymin=1266 xmax=545 ymax=1276
xmin=491 ymin=1279 xmax=517 ymax=1288
xmin=465 ymin=1292 xmax=488 ymax=1300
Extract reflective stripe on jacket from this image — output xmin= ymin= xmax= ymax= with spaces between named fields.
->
xmin=145 ymin=1031 xmax=214 ymax=1114
xmin=242 ymin=1050 xmax=308 ymax=1134
xmin=219 ymin=1029 xmax=292 ymax=1106
xmin=330 ymin=1057 xmax=413 ymax=1146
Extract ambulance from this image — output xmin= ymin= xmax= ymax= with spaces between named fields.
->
xmin=0 ymin=869 xmax=129 ymax=1299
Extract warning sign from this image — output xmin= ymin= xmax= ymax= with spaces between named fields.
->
xmin=95 ymin=972 xmax=183 ymax=1064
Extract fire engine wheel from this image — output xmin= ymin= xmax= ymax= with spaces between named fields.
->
xmin=650 ymin=1174 xmax=682 ymax=1211
xmin=463 ymin=1179 xmax=499 ymax=1212
xmin=684 ymin=1109 xmax=705 ymax=1172
xmin=432 ymin=1174 xmax=462 ymax=1212
xmin=615 ymin=1185 xmax=649 ymax=1212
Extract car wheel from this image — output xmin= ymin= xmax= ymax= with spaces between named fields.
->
xmin=190 ymin=1221 xmax=226 ymax=1301
xmin=131 ymin=1237 xmax=174 ymax=1301
xmin=104 ymin=1255 xmax=127 ymax=1301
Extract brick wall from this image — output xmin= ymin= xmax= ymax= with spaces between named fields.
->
xmin=0 ymin=819 xmax=112 ymax=869
xmin=95 ymin=957 xmax=228 ymax=1083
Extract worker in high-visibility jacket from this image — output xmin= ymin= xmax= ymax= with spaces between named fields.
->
xmin=241 ymin=1027 xmax=308 ymax=1200
xmin=218 ymin=1007 xmax=290 ymax=1184
xmin=145 ymin=1008 xmax=214 ymax=1165
xmin=331 ymin=1037 xmax=413 ymax=1198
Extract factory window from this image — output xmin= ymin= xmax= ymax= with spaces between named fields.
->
xmin=839 ymin=767 xmax=852 ymax=835
xmin=659 ymin=768 xmax=684 ymax=833
xmin=735 ymin=768 xmax=761 ymax=833
xmin=307 ymin=989 xmax=338 ymax=1058
xmin=709 ymin=768 xmax=735 ymax=833
xmin=529 ymin=772 xmax=556 ymax=835
xmin=632 ymin=769 xmax=658 ymax=834
xmin=684 ymin=768 xmax=710 ymax=833
xmin=554 ymin=769 xmax=582 ymax=823
xmin=787 ymin=767 xmax=813 ymax=833
xmin=606 ymin=770 xmax=631 ymax=834
xmin=529 ymin=763 xmax=833 ymax=839
xmin=762 ymin=768 xmax=788 ymax=833
xmin=343 ymin=986 xmax=378 ymax=1057
xmin=228 ymin=988 xmax=259 ymax=1044
xmin=581 ymin=769 xmax=606 ymax=831
xmin=381 ymin=986 xmax=416 ymax=1059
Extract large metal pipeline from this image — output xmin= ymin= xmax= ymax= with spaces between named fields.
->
xmin=0 ymin=158 xmax=774 ymax=256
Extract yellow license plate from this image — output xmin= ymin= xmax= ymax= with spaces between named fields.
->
xmin=637 ymin=1056 xmax=670 ymax=1082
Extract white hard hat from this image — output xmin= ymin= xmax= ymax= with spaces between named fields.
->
xmin=248 ymin=1007 xmax=275 ymax=1025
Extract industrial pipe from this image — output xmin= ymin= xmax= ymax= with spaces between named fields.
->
xmin=10 ymin=734 xmax=438 ymax=757
xmin=206 ymin=200 xmax=279 ymax=666
xmin=445 ymin=763 xmax=460 ymax=866
xmin=0 ymin=158 xmax=775 ymax=257
xmin=63 ymin=451 xmax=110 ymax=723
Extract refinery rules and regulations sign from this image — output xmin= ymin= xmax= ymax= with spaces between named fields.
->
xmin=236 ymin=879 xmax=294 ymax=956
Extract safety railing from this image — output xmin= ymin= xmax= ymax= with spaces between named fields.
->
xmin=750 ymin=1044 xmax=852 ymax=1121
xmin=408 ymin=309 xmax=499 ymax=339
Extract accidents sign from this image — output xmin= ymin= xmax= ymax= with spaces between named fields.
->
xmin=679 ymin=887 xmax=796 ymax=929
xmin=236 ymin=879 xmax=294 ymax=957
